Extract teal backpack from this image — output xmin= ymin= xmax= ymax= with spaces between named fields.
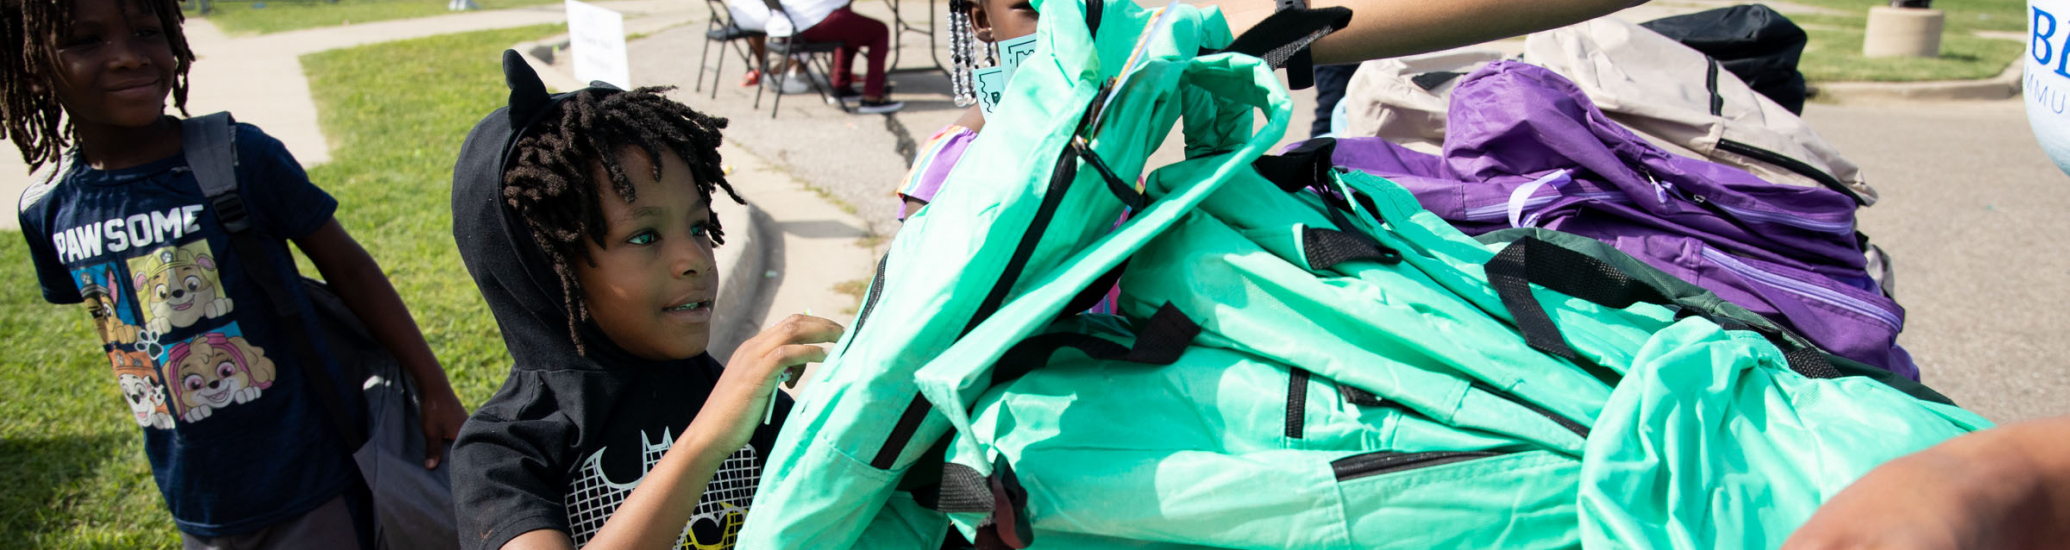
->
xmin=741 ymin=0 xmax=1987 ymax=547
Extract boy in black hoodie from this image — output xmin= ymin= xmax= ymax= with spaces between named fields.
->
xmin=448 ymin=52 xmax=840 ymax=550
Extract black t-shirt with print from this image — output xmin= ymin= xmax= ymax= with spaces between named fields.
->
xmin=453 ymin=353 xmax=790 ymax=550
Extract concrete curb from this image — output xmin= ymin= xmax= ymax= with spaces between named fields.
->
xmin=706 ymin=190 xmax=771 ymax=362
xmin=1812 ymin=58 xmax=2024 ymax=102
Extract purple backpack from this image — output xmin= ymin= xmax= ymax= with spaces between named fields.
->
xmin=1324 ymin=61 xmax=1915 ymax=379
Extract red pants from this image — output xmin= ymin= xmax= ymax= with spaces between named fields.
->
xmin=797 ymin=6 xmax=889 ymax=98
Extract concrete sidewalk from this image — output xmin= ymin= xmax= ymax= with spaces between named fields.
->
xmin=0 ymin=0 xmax=702 ymax=230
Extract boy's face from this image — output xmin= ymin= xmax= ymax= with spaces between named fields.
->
xmin=49 ymin=0 xmax=175 ymax=128
xmin=971 ymin=0 xmax=1039 ymax=43
xmin=574 ymin=147 xmax=720 ymax=362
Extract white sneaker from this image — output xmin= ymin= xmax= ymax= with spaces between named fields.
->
xmin=854 ymin=99 xmax=905 ymax=114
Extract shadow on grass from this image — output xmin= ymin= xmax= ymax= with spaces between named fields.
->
xmin=0 ymin=432 xmax=138 ymax=543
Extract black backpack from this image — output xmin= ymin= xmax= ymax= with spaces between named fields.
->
xmin=1641 ymin=4 xmax=1809 ymax=114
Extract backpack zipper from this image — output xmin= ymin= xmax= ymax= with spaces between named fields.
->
xmin=836 ymin=252 xmax=891 ymax=356
xmin=1715 ymin=139 xmax=1866 ymax=206
xmin=1286 ymin=368 xmax=1310 ymax=439
xmin=1331 ymin=451 xmax=1502 ymax=481
xmin=1698 ymin=246 xmax=1902 ymax=330
xmin=1705 ymin=200 xmax=1856 ymax=234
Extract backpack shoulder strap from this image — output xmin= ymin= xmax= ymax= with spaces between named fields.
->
xmin=180 ymin=112 xmax=370 ymax=448
xmin=180 ymin=112 xmax=254 ymax=231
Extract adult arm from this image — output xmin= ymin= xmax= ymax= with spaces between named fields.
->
xmin=1783 ymin=415 xmax=2070 ymax=550
xmin=1200 ymin=0 xmax=1642 ymax=64
xmin=295 ymin=218 xmax=469 ymax=468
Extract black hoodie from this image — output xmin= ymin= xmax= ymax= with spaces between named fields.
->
xmin=447 ymin=51 xmax=789 ymax=550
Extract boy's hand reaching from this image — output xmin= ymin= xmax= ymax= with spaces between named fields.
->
xmin=692 ymin=314 xmax=844 ymax=456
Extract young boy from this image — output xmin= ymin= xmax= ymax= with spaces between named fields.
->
xmin=5 ymin=0 xmax=466 ymax=546
xmin=448 ymin=53 xmax=840 ymax=550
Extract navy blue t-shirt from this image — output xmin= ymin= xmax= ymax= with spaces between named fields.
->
xmin=16 ymin=122 xmax=359 ymax=536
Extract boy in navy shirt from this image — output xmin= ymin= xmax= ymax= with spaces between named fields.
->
xmin=5 ymin=0 xmax=466 ymax=546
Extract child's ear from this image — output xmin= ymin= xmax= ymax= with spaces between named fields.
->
xmin=969 ymin=2 xmax=996 ymax=43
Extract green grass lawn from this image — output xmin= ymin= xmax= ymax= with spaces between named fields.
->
xmin=1772 ymin=0 xmax=2028 ymax=82
xmin=0 ymin=24 xmax=558 ymax=547
xmin=191 ymin=0 xmax=562 ymax=35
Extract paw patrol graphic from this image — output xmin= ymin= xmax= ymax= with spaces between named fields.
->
xmin=110 ymin=352 xmax=175 ymax=429
xmin=161 ymin=325 xmax=274 ymax=424
xmin=73 ymin=264 xmax=142 ymax=346
xmin=127 ymin=242 xmax=233 ymax=334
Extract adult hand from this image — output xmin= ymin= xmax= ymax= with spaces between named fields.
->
xmin=691 ymin=314 xmax=844 ymax=455
xmin=420 ymin=385 xmax=469 ymax=469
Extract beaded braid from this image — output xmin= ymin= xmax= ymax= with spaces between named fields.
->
xmin=500 ymin=86 xmax=745 ymax=354
xmin=947 ymin=0 xmax=992 ymax=107
xmin=1 ymin=0 xmax=196 ymax=172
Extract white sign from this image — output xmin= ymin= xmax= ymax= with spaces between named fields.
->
xmin=566 ymin=0 xmax=631 ymax=90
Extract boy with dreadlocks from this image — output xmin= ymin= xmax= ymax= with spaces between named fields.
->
xmin=5 ymin=0 xmax=467 ymax=547
xmin=449 ymin=52 xmax=841 ymax=550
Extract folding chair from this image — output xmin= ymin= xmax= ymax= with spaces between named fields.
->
xmin=696 ymin=0 xmax=767 ymax=100
xmin=760 ymin=0 xmax=851 ymax=117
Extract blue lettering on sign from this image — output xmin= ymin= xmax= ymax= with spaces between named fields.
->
xmin=2038 ymin=7 xmax=2058 ymax=66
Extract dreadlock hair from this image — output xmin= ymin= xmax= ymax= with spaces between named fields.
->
xmin=500 ymin=86 xmax=744 ymax=355
xmin=1 ymin=0 xmax=196 ymax=172
xmin=946 ymin=0 xmax=994 ymax=107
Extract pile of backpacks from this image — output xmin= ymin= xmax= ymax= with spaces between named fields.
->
xmin=737 ymin=1 xmax=1988 ymax=549
xmin=1329 ymin=6 xmax=1913 ymax=379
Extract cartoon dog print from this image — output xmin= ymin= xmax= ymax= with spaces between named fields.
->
xmin=77 ymin=267 xmax=142 ymax=345
xmin=110 ymin=352 xmax=175 ymax=429
xmin=166 ymin=332 xmax=275 ymax=423
xmin=129 ymin=243 xmax=234 ymax=334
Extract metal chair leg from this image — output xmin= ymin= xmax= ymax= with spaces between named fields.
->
xmin=710 ymin=39 xmax=726 ymax=100
xmin=768 ymin=56 xmax=786 ymax=119
xmin=696 ymin=40 xmax=710 ymax=94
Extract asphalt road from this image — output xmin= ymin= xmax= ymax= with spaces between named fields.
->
xmin=1805 ymin=98 xmax=2070 ymax=423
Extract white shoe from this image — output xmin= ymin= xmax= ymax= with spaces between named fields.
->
xmin=779 ymin=73 xmax=810 ymax=94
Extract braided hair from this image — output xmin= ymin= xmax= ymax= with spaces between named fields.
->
xmin=1 ymin=0 xmax=195 ymax=172
xmin=501 ymin=86 xmax=744 ymax=354
xmin=946 ymin=0 xmax=994 ymax=107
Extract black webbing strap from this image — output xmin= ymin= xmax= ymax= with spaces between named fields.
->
xmin=1486 ymin=236 xmax=1667 ymax=361
xmin=183 ymin=113 xmax=369 ymax=448
xmin=1213 ymin=6 xmax=1353 ymax=90
xmin=1253 ymin=137 xmax=1336 ymax=193
xmin=1084 ymin=0 xmax=1102 ymax=39
xmin=1410 ymin=71 xmax=1464 ymax=92
xmin=1285 ymin=368 xmax=1310 ymax=439
xmin=992 ymin=303 xmax=1200 ymax=387
xmin=1486 ymin=236 xmax=1841 ymax=379
xmin=1303 ymin=226 xmax=1401 ymax=269
xmin=1071 ymin=137 xmax=1146 ymax=211
xmin=931 ymin=462 xmax=997 ymax=514
xmin=1062 ymin=257 xmax=1130 ymax=318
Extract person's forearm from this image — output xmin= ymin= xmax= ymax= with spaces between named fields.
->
xmin=322 ymin=247 xmax=454 ymax=396
xmin=1982 ymin=416 xmax=2070 ymax=541
xmin=1202 ymin=0 xmax=1639 ymax=65
xmin=578 ymin=428 xmax=731 ymax=549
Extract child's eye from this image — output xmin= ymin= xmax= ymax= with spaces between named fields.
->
xmin=625 ymin=230 xmax=658 ymax=245
xmin=62 ymin=34 xmax=100 ymax=48
xmin=690 ymin=222 xmax=710 ymax=238
xmin=136 ymin=28 xmax=162 ymax=39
